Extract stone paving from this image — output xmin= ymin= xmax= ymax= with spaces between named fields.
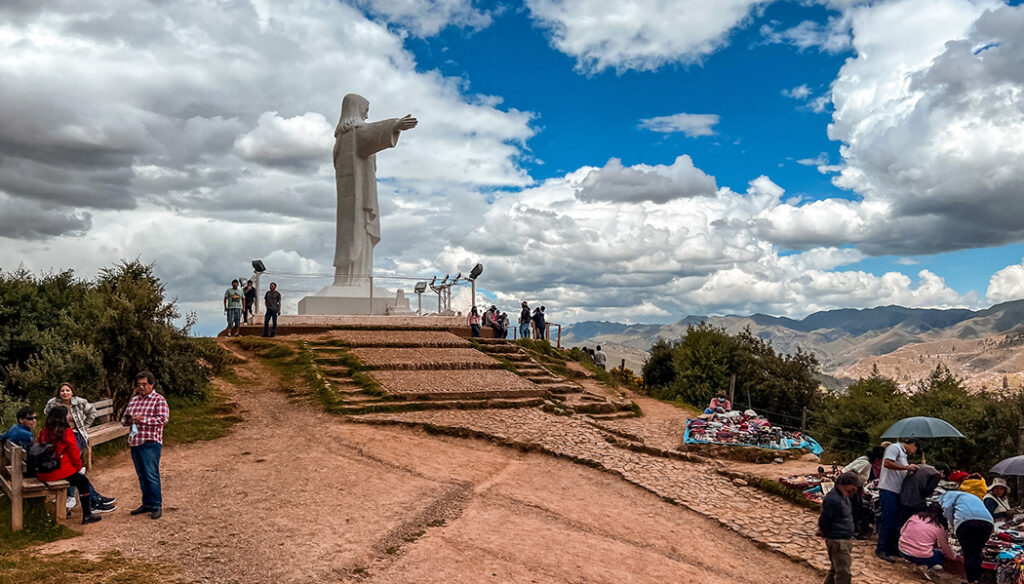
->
xmin=352 ymin=408 xmax=919 ymax=584
xmin=352 ymin=347 xmax=500 ymax=369
xmin=327 ymin=330 xmax=470 ymax=347
xmin=370 ymin=369 xmax=546 ymax=399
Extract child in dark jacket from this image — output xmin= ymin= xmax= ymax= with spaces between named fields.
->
xmin=818 ymin=472 xmax=861 ymax=584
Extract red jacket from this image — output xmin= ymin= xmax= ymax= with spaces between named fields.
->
xmin=36 ymin=427 xmax=82 ymax=481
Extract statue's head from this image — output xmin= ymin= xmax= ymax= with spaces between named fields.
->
xmin=337 ymin=94 xmax=369 ymax=136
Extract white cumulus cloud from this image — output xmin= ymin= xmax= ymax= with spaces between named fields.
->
xmin=526 ymin=0 xmax=768 ymax=72
xmin=638 ymin=113 xmax=720 ymax=137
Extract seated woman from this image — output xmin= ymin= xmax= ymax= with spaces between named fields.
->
xmin=43 ymin=382 xmax=115 ymax=514
xmin=704 ymin=391 xmax=731 ymax=414
xmin=36 ymin=405 xmax=105 ymax=524
xmin=984 ymin=478 xmax=1013 ymax=520
xmin=899 ymin=504 xmax=960 ymax=580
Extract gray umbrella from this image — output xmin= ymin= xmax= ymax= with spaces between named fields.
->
xmin=880 ymin=416 xmax=965 ymax=439
xmin=991 ymin=455 xmax=1024 ymax=476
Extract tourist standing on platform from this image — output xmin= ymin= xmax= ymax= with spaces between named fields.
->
xmin=243 ymin=280 xmax=256 ymax=324
xmin=593 ymin=345 xmax=607 ymax=370
xmin=468 ymin=306 xmax=481 ymax=337
xmin=496 ymin=312 xmax=509 ymax=339
xmin=939 ymin=489 xmax=994 ymax=583
xmin=876 ymin=438 xmax=919 ymax=562
xmin=519 ymin=302 xmax=531 ymax=339
xmin=123 ymin=371 xmax=169 ymax=520
xmin=533 ymin=306 xmax=546 ymax=340
xmin=263 ymin=282 xmax=281 ymax=337
xmin=223 ymin=279 xmax=245 ymax=337
xmin=818 ymin=472 xmax=860 ymax=584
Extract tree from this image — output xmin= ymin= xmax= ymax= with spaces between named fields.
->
xmin=641 ymin=339 xmax=676 ymax=393
xmin=812 ymin=374 xmax=909 ymax=459
xmin=667 ymin=322 xmax=740 ymax=406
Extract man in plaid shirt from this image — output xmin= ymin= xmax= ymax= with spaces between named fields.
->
xmin=122 ymin=370 xmax=170 ymax=520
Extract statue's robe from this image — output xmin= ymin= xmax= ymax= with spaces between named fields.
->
xmin=332 ymin=119 xmax=401 ymax=286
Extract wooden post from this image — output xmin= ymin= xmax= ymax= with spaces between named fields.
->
xmin=55 ymin=488 xmax=67 ymax=526
xmin=620 ymin=359 xmax=626 ymax=371
xmin=11 ymin=445 xmax=23 ymax=532
xmin=729 ymin=374 xmax=736 ymax=404
xmin=801 ymin=406 xmax=808 ymax=433
xmin=556 ymin=324 xmax=562 ymax=348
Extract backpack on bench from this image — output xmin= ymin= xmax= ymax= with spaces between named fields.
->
xmin=26 ymin=442 xmax=60 ymax=477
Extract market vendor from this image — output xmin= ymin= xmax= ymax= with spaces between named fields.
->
xmin=898 ymin=503 xmax=960 ymax=580
xmin=939 ymin=489 xmax=994 ymax=584
xmin=843 ymin=446 xmax=885 ymax=485
xmin=901 ymin=463 xmax=941 ymax=516
xmin=876 ymin=438 xmax=919 ymax=563
xmin=984 ymin=478 xmax=1013 ymax=520
xmin=704 ymin=391 xmax=732 ymax=414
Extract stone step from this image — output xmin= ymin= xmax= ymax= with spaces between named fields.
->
xmin=387 ymin=388 xmax=546 ymax=401
xmin=332 ymin=397 xmax=545 ymax=415
xmin=546 ymin=384 xmax=583 ymax=394
xmin=475 ymin=338 xmax=512 ymax=345
xmin=525 ymin=376 xmax=566 ymax=385
xmin=477 ymin=345 xmax=522 ymax=354
xmin=366 ymin=362 xmax=505 ymax=371
xmin=586 ymin=411 xmax=640 ymax=420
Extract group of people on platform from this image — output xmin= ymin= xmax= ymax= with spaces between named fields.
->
xmin=468 ymin=301 xmax=548 ymax=340
xmin=223 ymin=279 xmax=281 ymax=337
xmin=0 ymin=372 xmax=169 ymax=523
xmin=818 ymin=436 xmax=1013 ymax=584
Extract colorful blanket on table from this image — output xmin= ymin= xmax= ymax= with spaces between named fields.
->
xmin=683 ymin=413 xmax=824 ymax=455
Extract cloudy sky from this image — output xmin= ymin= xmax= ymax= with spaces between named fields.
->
xmin=2 ymin=0 xmax=1024 ymax=335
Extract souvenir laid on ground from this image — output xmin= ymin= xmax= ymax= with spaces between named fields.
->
xmin=683 ymin=410 xmax=823 ymax=455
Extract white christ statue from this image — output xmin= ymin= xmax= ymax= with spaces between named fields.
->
xmin=332 ymin=93 xmax=417 ymax=286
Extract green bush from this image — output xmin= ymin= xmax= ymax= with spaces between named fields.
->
xmin=0 ymin=260 xmax=228 ymax=412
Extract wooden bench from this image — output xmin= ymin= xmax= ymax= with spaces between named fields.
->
xmin=1 ymin=441 xmax=69 ymax=531
xmin=84 ymin=399 xmax=130 ymax=470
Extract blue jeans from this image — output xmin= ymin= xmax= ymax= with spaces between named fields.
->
xmin=226 ymin=307 xmax=241 ymax=327
xmin=519 ymin=323 xmax=530 ymax=339
xmin=902 ymin=549 xmax=944 ymax=568
xmin=470 ymin=324 xmax=480 ymax=337
xmin=877 ymin=489 xmax=903 ymax=555
xmin=264 ymin=308 xmax=279 ymax=336
xmin=68 ymin=432 xmax=103 ymax=500
xmin=131 ymin=441 xmax=162 ymax=509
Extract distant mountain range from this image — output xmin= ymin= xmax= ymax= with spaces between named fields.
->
xmin=563 ymin=300 xmax=1024 ymax=388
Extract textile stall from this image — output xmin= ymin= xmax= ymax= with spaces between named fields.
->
xmin=684 ymin=410 xmax=824 ymax=455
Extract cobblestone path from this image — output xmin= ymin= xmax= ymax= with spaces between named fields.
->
xmin=352 ymin=409 xmax=919 ymax=584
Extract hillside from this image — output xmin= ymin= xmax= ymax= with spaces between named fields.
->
xmin=563 ymin=300 xmax=1024 ymax=386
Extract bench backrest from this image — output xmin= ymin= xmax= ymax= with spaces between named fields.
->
xmin=93 ymin=399 xmax=115 ymax=425
xmin=1 ymin=441 xmax=26 ymax=491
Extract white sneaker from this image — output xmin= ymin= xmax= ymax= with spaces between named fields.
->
xmin=66 ymin=496 xmax=77 ymax=510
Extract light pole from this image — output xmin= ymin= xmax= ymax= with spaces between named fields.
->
xmin=468 ymin=263 xmax=483 ymax=310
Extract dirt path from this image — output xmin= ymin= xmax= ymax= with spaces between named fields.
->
xmin=35 ymin=344 xmax=826 ymax=583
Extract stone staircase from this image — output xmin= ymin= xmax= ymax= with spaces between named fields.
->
xmin=473 ymin=339 xmax=635 ymax=419
xmin=248 ymin=330 xmax=637 ymax=418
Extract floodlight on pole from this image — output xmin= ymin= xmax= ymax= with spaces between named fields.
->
xmin=414 ymin=281 xmax=427 ymax=316
xmin=251 ymin=260 xmax=266 ymax=314
xmin=468 ymin=262 xmax=483 ymax=308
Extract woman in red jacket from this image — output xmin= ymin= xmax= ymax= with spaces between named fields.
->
xmin=37 ymin=405 xmax=102 ymax=524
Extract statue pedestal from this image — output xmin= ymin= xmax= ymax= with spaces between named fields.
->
xmin=297 ymin=283 xmax=411 ymax=315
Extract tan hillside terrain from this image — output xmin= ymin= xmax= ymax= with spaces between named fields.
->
xmin=836 ymin=331 xmax=1024 ymax=390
